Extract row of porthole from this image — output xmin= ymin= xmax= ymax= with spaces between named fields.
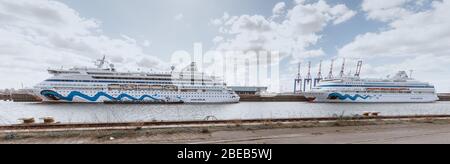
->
xmin=107 ymin=95 xmax=231 ymax=98
xmin=48 ymin=80 xmax=224 ymax=86
xmin=61 ymin=91 xmax=228 ymax=95
xmin=51 ymin=87 xmax=226 ymax=92
xmin=47 ymin=83 xmax=103 ymax=87
xmin=48 ymin=80 xmax=225 ymax=88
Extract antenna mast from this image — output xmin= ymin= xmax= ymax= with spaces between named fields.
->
xmin=307 ymin=61 xmax=311 ymax=79
xmin=317 ymin=60 xmax=323 ymax=79
xmin=95 ymin=55 xmax=106 ymax=68
xmin=339 ymin=58 xmax=346 ymax=78
xmin=191 ymin=62 xmax=196 ymax=85
xmin=355 ymin=60 xmax=363 ymax=77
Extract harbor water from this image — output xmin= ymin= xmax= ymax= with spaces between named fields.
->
xmin=1 ymin=101 xmax=450 ymax=125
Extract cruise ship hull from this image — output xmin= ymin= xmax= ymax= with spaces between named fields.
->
xmin=34 ymin=89 xmax=240 ymax=104
xmin=32 ymin=59 xmax=241 ymax=104
xmin=304 ymin=92 xmax=439 ymax=103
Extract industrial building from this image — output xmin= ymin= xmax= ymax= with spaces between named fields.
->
xmin=229 ymin=86 xmax=268 ymax=95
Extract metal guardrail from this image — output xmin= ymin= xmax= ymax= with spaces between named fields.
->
xmin=1 ymin=115 xmax=450 ymax=131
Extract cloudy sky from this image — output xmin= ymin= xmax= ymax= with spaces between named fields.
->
xmin=1 ymin=0 xmax=450 ymax=92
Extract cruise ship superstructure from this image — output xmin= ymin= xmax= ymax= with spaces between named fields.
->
xmin=304 ymin=71 xmax=439 ymax=103
xmin=33 ymin=57 xmax=240 ymax=103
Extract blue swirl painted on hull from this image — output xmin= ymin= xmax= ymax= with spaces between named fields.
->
xmin=40 ymin=90 xmax=162 ymax=102
xmin=328 ymin=93 xmax=371 ymax=101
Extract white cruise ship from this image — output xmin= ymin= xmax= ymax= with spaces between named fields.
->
xmin=304 ymin=71 xmax=438 ymax=103
xmin=33 ymin=57 xmax=240 ymax=103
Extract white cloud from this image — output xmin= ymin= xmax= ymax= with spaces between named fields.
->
xmin=294 ymin=0 xmax=306 ymax=5
xmin=272 ymin=2 xmax=286 ymax=16
xmin=330 ymin=4 xmax=357 ymax=25
xmin=362 ymin=0 xmax=413 ymax=22
xmin=0 ymin=0 xmax=165 ymax=88
xmin=339 ymin=0 xmax=450 ymax=92
xmin=303 ymin=49 xmax=325 ymax=58
xmin=212 ymin=36 xmax=224 ymax=44
xmin=120 ymin=34 xmax=137 ymax=44
xmin=174 ymin=13 xmax=184 ymax=21
xmin=142 ymin=40 xmax=151 ymax=47
xmin=211 ymin=0 xmax=356 ymax=62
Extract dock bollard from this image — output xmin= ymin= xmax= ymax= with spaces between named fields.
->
xmin=363 ymin=112 xmax=371 ymax=117
xmin=371 ymin=112 xmax=380 ymax=117
xmin=204 ymin=116 xmax=218 ymax=121
xmin=362 ymin=112 xmax=381 ymax=117
xmin=40 ymin=117 xmax=55 ymax=124
xmin=19 ymin=117 xmax=35 ymax=124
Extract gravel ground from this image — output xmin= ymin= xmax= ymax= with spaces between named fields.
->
xmin=1 ymin=118 xmax=450 ymax=144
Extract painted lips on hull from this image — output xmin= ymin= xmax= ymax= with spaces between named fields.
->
xmin=39 ymin=90 xmax=239 ymax=103
xmin=308 ymin=92 xmax=438 ymax=103
xmin=327 ymin=93 xmax=371 ymax=101
xmin=40 ymin=90 xmax=62 ymax=101
xmin=40 ymin=90 xmax=163 ymax=102
xmin=304 ymin=92 xmax=371 ymax=103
